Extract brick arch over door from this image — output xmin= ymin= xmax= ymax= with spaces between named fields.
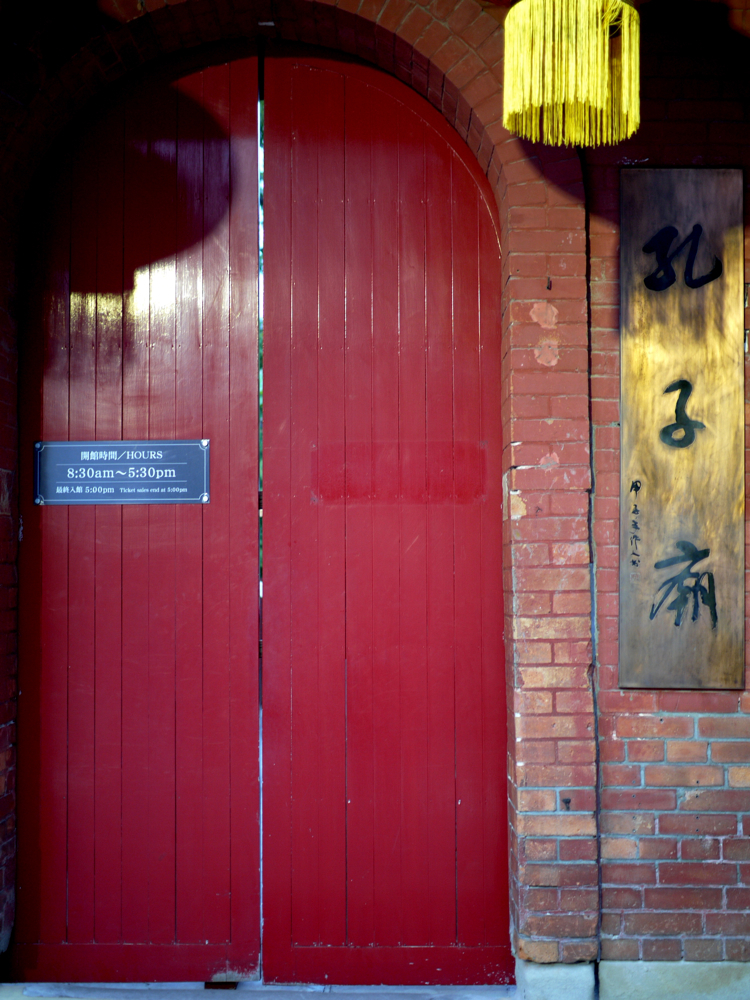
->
xmin=0 ymin=0 xmax=595 ymax=967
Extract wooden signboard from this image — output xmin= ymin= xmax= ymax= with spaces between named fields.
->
xmin=620 ymin=169 xmax=744 ymax=689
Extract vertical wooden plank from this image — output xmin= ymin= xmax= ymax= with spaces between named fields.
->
xmin=343 ymin=76 xmax=375 ymax=948
xmin=369 ymin=83 xmax=402 ymax=950
xmin=145 ymin=80 xmax=178 ymax=945
xmin=17 ymin=158 xmax=72 ymax=945
xmin=478 ymin=200 xmax=506 ymax=944
xmin=201 ymin=63 xmax=232 ymax=945
xmin=288 ymin=65 xmax=324 ymax=947
xmin=174 ymin=68 xmax=206 ymax=947
xmin=311 ymin=65 xmax=347 ymax=948
xmin=93 ymin=106 xmax=125 ymax=944
xmin=227 ymin=55 xmax=261 ymax=966
xmin=39 ymin=165 xmax=73 ymax=944
xmin=262 ymin=51 xmax=295 ymax=974
xmin=66 ymin=122 xmax=99 ymax=945
xmin=424 ymin=128 xmax=459 ymax=946
xmin=452 ymin=166 xmax=484 ymax=947
xmin=396 ymin=105 xmax=430 ymax=947
xmin=121 ymin=82 xmax=153 ymax=945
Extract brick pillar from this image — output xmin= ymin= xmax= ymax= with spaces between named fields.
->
xmin=493 ymin=137 xmax=599 ymax=963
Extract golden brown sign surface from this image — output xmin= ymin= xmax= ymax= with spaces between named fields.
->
xmin=620 ymin=169 xmax=744 ymax=689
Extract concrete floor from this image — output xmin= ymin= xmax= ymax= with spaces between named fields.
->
xmin=0 ymin=985 xmax=516 ymax=1000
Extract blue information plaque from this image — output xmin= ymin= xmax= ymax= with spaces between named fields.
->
xmin=34 ymin=440 xmax=210 ymax=505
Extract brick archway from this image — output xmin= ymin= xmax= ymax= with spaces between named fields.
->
xmin=0 ymin=0 xmax=595 ymax=970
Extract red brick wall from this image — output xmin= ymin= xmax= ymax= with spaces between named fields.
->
xmin=497 ymin=141 xmax=598 ymax=962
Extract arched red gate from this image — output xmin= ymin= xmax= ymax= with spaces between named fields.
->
xmin=15 ymin=47 xmax=509 ymax=985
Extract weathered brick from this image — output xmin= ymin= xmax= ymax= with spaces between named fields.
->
xmin=560 ymin=789 xmax=596 ymax=812
xmin=601 ymin=938 xmax=640 ymax=960
xmin=623 ymin=911 xmax=702 ymax=936
xmin=639 ymin=838 xmax=678 ymax=860
xmin=723 ymin=838 xmax=750 ymax=860
xmin=558 ymin=741 xmax=596 ymax=764
xmin=515 ymin=690 xmax=553 ymax=714
xmin=559 ymin=838 xmax=598 ymax=862
xmin=602 ymin=886 xmax=642 ymax=909
xmin=726 ymin=939 xmax=750 ymax=962
xmin=518 ymin=789 xmax=557 ymax=811
xmin=518 ymin=740 xmax=556 ymax=764
xmin=627 ymin=740 xmax=664 ymax=762
xmin=642 ymin=938 xmax=683 ymax=961
xmin=666 ymin=740 xmax=708 ymax=763
xmin=601 ymin=863 xmax=657 ymax=885
xmin=727 ymin=887 xmax=750 ymax=908
xmin=519 ymin=764 xmax=596 ymax=787
xmin=523 ymin=838 xmax=558 ymax=862
xmin=706 ymin=912 xmax=750 ymax=935
xmin=617 ymin=717 xmax=694 ymax=739
xmin=521 ymin=913 xmax=597 ymax=938
xmin=683 ymin=938 xmax=723 ymax=961
xmin=659 ymin=813 xmax=737 ymax=836
xmin=602 ymin=789 xmax=677 ymax=811
xmin=601 ymin=837 xmax=638 ymax=859
xmin=645 ymin=765 xmax=723 ymax=787
xmin=514 ymin=937 xmax=560 ymax=963
xmin=516 ymin=714 xmax=593 ymax=739
xmin=681 ymin=789 xmax=750 ymax=811
xmin=521 ymin=863 xmax=598 ymax=887
xmin=660 ymin=692 xmax=741 ymax=714
xmin=602 ymin=764 xmax=640 ymax=786
xmin=516 ymin=813 xmax=596 ymax=837
xmin=712 ymin=741 xmax=750 ymax=763
xmin=658 ymin=863 xmax=738 ymax=886
xmin=681 ymin=837 xmax=720 ymax=861
xmin=519 ymin=666 xmax=590 ymax=688
xmin=699 ymin=717 xmax=750 ymax=739
xmin=601 ymin=813 xmax=655 ymax=835
xmin=561 ymin=940 xmax=598 ymax=963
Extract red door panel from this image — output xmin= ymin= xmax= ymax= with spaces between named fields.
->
xmin=16 ymin=47 xmax=509 ymax=986
xmin=15 ymin=58 xmax=260 ymax=982
xmin=263 ymin=51 xmax=510 ymax=985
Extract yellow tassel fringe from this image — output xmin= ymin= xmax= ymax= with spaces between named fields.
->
xmin=503 ymin=0 xmax=640 ymax=147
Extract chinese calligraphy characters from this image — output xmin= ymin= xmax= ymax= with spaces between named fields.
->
xmin=649 ymin=540 xmax=717 ymax=630
xmin=643 ymin=224 xmax=722 ymax=291
xmin=659 ymin=379 xmax=705 ymax=449
xmin=620 ymin=168 xmax=743 ymax=689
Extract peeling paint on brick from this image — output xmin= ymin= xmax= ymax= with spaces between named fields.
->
xmin=530 ymin=300 xmax=560 ymax=329
xmin=533 ymin=340 xmax=560 ymax=366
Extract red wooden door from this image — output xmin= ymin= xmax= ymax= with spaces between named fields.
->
xmin=16 ymin=58 xmax=260 ymax=982
xmin=16 ymin=49 xmax=508 ymax=986
xmin=263 ymin=52 xmax=509 ymax=984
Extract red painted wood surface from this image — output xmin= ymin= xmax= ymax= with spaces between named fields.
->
xmin=17 ymin=47 xmax=508 ymax=985
xmin=16 ymin=57 xmax=260 ymax=982
xmin=263 ymin=51 xmax=509 ymax=985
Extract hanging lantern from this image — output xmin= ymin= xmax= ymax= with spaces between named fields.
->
xmin=503 ymin=0 xmax=640 ymax=147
